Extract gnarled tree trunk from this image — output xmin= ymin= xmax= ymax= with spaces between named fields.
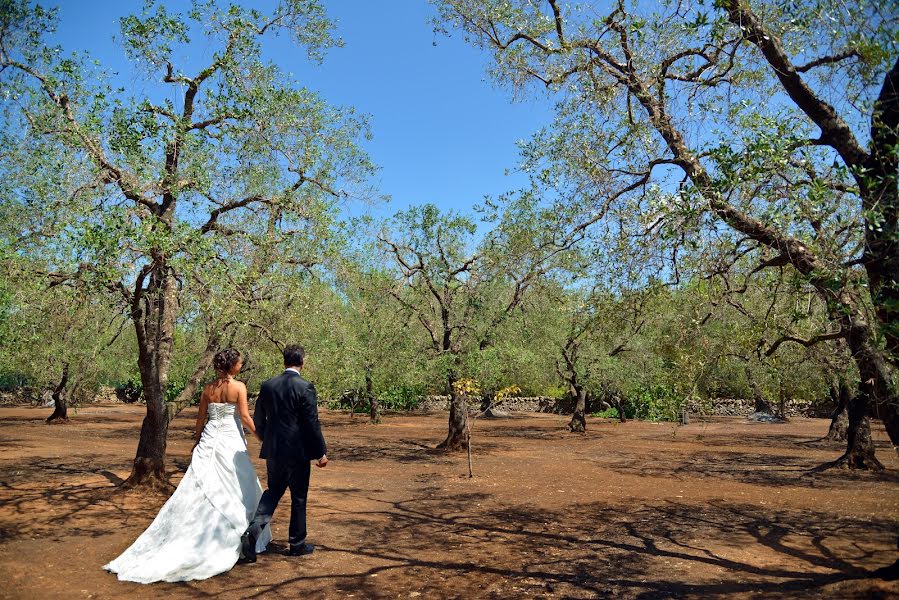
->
xmin=833 ymin=390 xmax=882 ymax=470
xmin=746 ymin=365 xmax=772 ymax=414
xmin=615 ymin=395 xmax=628 ymax=424
xmin=45 ymin=363 xmax=70 ymax=424
xmin=831 ymin=306 xmax=894 ymax=469
xmin=567 ymin=385 xmax=587 ymax=433
xmin=437 ymin=372 xmax=468 ymax=450
xmin=826 ymin=379 xmax=850 ymax=442
xmin=860 ymin=57 xmax=899 ymax=365
xmin=123 ymin=262 xmax=178 ymax=491
xmin=366 ymin=369 xmax=380 ymax=425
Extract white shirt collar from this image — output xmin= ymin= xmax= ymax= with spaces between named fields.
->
xmin=284 ymin=367 xmax=302 ymax=375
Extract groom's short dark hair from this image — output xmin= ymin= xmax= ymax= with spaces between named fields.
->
xmin=283 ymin=344 xmax=305 ymax=367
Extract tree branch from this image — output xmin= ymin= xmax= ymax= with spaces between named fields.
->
xmin=795 ymin=50 xmax=859 ymax=73
xmin=765 ymin=329 xmax=844 ymax=357
xmin=720 ymin=0 xmax=868 ymax=170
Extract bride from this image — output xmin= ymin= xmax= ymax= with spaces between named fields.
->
xmin=104 ymin=348 xmax=272 ymax=583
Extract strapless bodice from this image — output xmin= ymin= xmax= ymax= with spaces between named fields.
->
xmin=207 ymin=402 xmax=236 ymax=421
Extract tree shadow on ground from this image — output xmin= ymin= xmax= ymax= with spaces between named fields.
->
xmin=694 ymin=431 xmax=893 ymax=452
xmin=328 ymin=438 xmax=504 ymax=465
xmin=0 ymin=455 xmax=164 ymax=541
xmin=480 ymin=424 xmax=580 ymax=441
xmin=183 ymin=491 xmax=897 ymax=599
xmin=598 ymin=449 xmax=899 ymax=490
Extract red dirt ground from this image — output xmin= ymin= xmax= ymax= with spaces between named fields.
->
xmin=0 ymin=405 xmax=897 ymax=599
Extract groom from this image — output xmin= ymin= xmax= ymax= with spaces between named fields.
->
xmin=241 ymin=344 xmax=328 ymax=562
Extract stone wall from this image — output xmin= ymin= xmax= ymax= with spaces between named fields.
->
xmin=420 ymin=395 xmax=560 ymax=413
xmin=0 ymin=387 xmax=822 ymax=417
xmin=0 ymin=385 xmax=121 ymax=406
xmin=0 ymin=389 xmax=48 ymax=406
xmin=420 ymin=395 xmax=817 ymax=417
xmin=684 ymin=397 xmax=814 ymax=418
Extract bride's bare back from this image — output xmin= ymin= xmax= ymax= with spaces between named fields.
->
xmin=194 ymin=377 xmax=257 ymax=444
xmin=202 ymin=378 xmax=243 ymax=405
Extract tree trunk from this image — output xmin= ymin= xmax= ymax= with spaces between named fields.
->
xmin=746 ymin=365 xmax=772 ymax=414
xmin=437 ymin=372 xmax=468 ymax=451
xmin=776 ymin=376 xmax=788 ymax=419
xmin=567 ymin=386 xmax=587 ymax=433
xmin=466 ymin=414 xmax=474 ymax=478
xmin=832 ymin=305 xmax=896 ymax=469
xmin=479 ymin=391 xmax=491 ymax=413
xmin=126 ymin=389 xmax=173 ymax=491
xmin=615 ymin=396 xmax=628 ymax=423
xmin=860 ymin=56 xmax=899 ymax=365
xmin=480 ymin=390 xmax=503 ymax=418
xmin=45 ymin=363 xmax=70 ymax=423
xmin=366 ymin=369 xmax=380 ymax=424
xmin=826 ymin=379 xmax=850 ymax=442
xmin=832 ymin=389 xmax=883 ymax=470
xmin=123 ymin=262 xmax=178 ymax=491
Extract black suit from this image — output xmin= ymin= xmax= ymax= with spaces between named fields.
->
xmin=246 ymin=369 xmax=327 ymax=551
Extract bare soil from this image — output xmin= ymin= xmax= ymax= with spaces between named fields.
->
xmin=0 ymin=405 xmax=897 ymax=599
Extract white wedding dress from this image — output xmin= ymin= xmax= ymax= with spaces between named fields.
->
xmin=104 ymin=403 xmax=272 ymax=583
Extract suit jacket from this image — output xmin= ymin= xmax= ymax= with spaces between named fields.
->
xmin=254 ymin=370 xmax=327 ymax=463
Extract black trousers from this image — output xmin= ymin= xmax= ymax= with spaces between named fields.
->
xmin=248 ymin=458 xmax=311 ymax=549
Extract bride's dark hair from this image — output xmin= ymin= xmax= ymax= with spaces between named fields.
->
xmin=213 ymin=348 xmax=241 ymax=374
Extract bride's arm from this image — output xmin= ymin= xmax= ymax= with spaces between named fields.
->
xmin=193 ymin=389 xmax=209 ymax=447
xmin=237 ymin=383 xmax=258 ymax=439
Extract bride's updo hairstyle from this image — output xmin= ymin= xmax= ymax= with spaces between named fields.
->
xmin=213 ymin=348 xmax=241 ymax=374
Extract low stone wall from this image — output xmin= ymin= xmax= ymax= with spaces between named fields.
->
xmin=0 ymin=385 xmax=121 ymax=406
xmin=420 ymin=395 xmax=817 ymax=417
xmin=0 ymin=387 xmax=822 ymax=418
xmin=419 ymin=395 xmax=559 ymax=413
xmin=689 ymin=397 xmax=815 ymax=418
xmin=0 ymin=389 xmax=49 ymax=406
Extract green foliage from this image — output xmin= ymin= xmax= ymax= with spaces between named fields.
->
xmin=0 ymin=0 xmax=875 ymax=430
xmin=0 ymin=0 xmax=376 ymax=439
xmin=327 ymin=384 xmax=426 ymax=413
xmin=0 ymin=372 xmax=32 ymax=391
xmin=540 ymin=385 xmax=567 ymax=400
xmin=114 ymin=376 xmax=143 ymax=404
xmin=624 ymin=385 xmax=684 ymax=422
xmin=433 ymin=0 xmax=898 ymax=396
xmin=591 ymin=407 xmax=620 ymax=419
xmin=377 ymin=385 xmax=426 ymax=411
xmin=111 ymin=374 xmax=189 ymax=405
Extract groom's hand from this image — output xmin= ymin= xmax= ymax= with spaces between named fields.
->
xmin=315 ymin=455 xmax=328 ymax=468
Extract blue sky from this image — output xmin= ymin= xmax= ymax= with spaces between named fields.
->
xmin=49 ymin=0 xmax=555 ymax=224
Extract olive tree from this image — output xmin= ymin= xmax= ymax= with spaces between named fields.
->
xmin=436 ymin=0 xmax=898 ymax=468
xmin=379 ymin=203 xmax=573 ymax=449
xmin=0 ymin=0 xmax=373 ymax=488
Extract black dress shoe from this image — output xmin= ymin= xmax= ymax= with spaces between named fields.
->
xmin=240 ymin=532 xmax=257 ymax=563
xmin=287 ymin=542 xmax=314 ymax=556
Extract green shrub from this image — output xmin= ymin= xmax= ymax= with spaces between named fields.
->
xmin=540 ymin=385 xmax=567 ymax=400
xmin=591 ymin=407 xmax=620 ymax=419
xmin=378 ymin=384 xmax=426 ymax=411
xmin=114 ymin=376 xmax=143 ymax=403
xmin=624 ymin=385 xmax=683 ymax=421
xmin=165 ymin=379 xmax=188 ymax=404
xmin=327 ymin=389 xmax=367 ymax=412
xmin=0 ymin=372 xmax=32 ymax=391
xmin=113 ymin=376 xmax=188 ymax=404
xmin=327 ymin=384 xmax=426 ymax=413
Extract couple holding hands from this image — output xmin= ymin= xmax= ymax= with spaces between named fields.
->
xmin=104 ymin=344 xmax=328 ymax=583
